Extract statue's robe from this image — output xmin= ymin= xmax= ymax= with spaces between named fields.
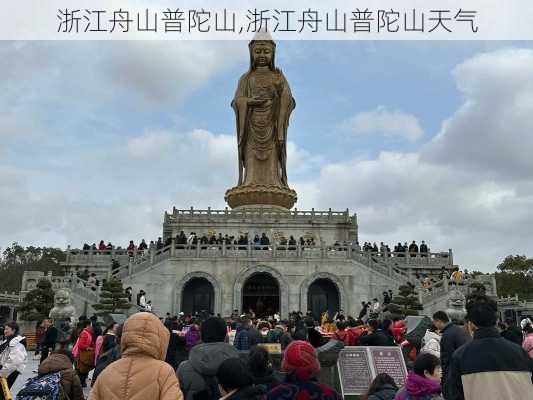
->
xmin=232 ymin=68 xmax=295 ymax=187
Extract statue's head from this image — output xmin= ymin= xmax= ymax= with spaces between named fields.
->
xmin=248 ymin=29 xmax=276 ymax=70
xmin=54 ymin=289 xmax=71 ymax=306
xmin=448 ymin=289 xmax=466 ymax=309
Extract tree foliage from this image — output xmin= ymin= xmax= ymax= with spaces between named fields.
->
xmin=18 ymin=279 xmax=55 ymax=321
xmin=495 ymin=254 xmax=533 ymax=300
xmin=0 ymin=242 xmax=66 ymax=292
xmin=497 ymin=255 xmax=533 ymax=274
xmin=391 ymin=284 xmax=424 ymax=316
xmin=93 ymin=278 xmax=130 ymax=317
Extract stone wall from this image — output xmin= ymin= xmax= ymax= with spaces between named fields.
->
xmin=121 ymin=256 xmax=401 ymax=319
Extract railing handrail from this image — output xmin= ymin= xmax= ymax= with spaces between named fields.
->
xmin=65 ymin=246 xmax=452 ymax=261
xmin=165 ymin=207 xmax=355 ymax=222
xmin=117 ymin=242 xmax=416 ymax=283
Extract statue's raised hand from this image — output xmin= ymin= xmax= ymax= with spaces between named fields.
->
xmin=247 ymin=96 xmax=268 ymax=106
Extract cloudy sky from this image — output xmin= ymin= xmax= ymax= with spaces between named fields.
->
xmin=1 ymin=40 xmax=532 ymax=271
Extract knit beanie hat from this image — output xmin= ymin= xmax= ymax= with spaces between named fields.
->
xmin=281 ymin=340 xmax=320 ymax=380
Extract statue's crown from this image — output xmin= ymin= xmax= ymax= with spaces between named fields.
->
xmin=250 ymin=27 xmax=274 ymax=43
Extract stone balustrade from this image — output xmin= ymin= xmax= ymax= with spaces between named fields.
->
xmin=108 ymin=241 xmax=421 ymax=282
xmin=67 ymin=244 xmax=452 ymax=273
xmin=419 ymin=274 xmax=497 ymax=303
xmin=165 ymin=206 xmax=356 ymax=224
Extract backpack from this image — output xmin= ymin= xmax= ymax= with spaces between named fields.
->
xmin=16 ymin=372 xmax=68 ymax=400
xmin=192 ymin=375 xmax=220 ymax=400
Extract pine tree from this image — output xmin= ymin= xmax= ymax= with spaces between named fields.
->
xmin=390 ymin=284 xmax=424 ymax=316
xmin=93 ymin=278 xmax=131 ymax=317
xmin=19 ymin=278 xmax=55 ymax=321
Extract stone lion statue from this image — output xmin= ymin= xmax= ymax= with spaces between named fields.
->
xmin=445 ymin=288 xmax=466 ymax=324
xmin=49 ymin=288 xmax=76 ymax=322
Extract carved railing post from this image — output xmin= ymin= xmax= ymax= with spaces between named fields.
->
xmin=170 ymin=238 xmax=176 ymax=257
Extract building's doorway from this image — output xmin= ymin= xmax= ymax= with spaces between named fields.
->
xmin=308 ymin=278 xmax=340 ymax=321
xmin=242 ymin=272 xmax=280 ymax=318
xmin=181 ymin=277 xmax=214 ymax=315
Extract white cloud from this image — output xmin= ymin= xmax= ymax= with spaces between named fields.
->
xmin=424 ymin=48 xmax=533 ymax=180
xmin=295 ymin=48 xmax=533 ymax=271
xmin=125 ymin=130 xmax=174 ymax=159
xmin=342 ymin=106 xmax=424 ymax=142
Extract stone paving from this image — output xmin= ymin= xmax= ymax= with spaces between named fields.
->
xmin=10 ymin=356 xmax=92 ymax=398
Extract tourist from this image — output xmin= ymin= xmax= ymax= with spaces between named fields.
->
xmin=522 ymin=322 xmax=533 ymax=357
xmin=347 ymin=318 xmax=366 ymax=346
xmin=363 ymin=373 xmax=398 ymax=400
xmin=127 ymin=240 xmax=136 ymax=256
xmin=185 ymin=319 xmax=201 ymax=351
xmin=265 ymin=322 xmax=291 ymax=350
xmin=446 ymin=294 xmax=532 ymax=400
xmin=88 ymin=273 xmax=98 ymax=291
xmin=247 ymin=345 xmax=280 ymax=391
xmin=139 ymin=239 xmax=148 ymax=251
xmin=34 ymin=320 xmax=45 ymax=359
xmin=359 ymin=319 xmax=395 ymax=346
xmin=125 ymin=286 xmax=133 ymax=302
xmin=266 ymin=340 xmax=342 ymax=400
xmin=157 ymin=236 xmax=164 ymax=249
xmin=94 ymin=321 xmax=118 ymax=364
xmin=358 ymin=301 xmax=370 ymax=320
xmin=217 ymin=357 xmax=265 ymax=400
xmin=92 ymin=326 xmax=122 ymax=386
xmin=421 ymin=325 xmax=441 ymax=358
xmin=370 ymin=298 xmax=381 ymax=318
xmin=0 ymin=322 xmax=27 ymax=389
xmin=450 ymin=268 xmax=463 ymax=286
xmin=305 ymin=317 xmax=322 ymax=348
xmin=234 ymin=318 xmax=261 ymax=351
xmin=98 ymin=240 xmax=106 ymax=253
xmin=408 ymin=240 xmax=419 ymax=257
xmin=500 ymin=318 xmax=523 ymax=346
xmin=88 ymin=312 xmax=183 ymax=400
xmin=381 ymin=319 xmax=397 ymax=345
xmin=38 ymin=349 xmax=84 ymax=400
xmin=73 ymin=319 xmax=94 ymax=388
xmin=420 ymin=240 xmax=429 ymax=256
xmin=380 ymin=242 xmax=386 ymax=257
xmin=164 ymin=319 xmax=182 ymax=370
xmin=394 ymin=353 xmax=443 ymax=400
xmin=178 ymin=316 xmax=239 ymax=400
xmin=40 ymin=318 xmax=58 ymax=364
xmin=332 ymin=321 xmax=351 ymax=346
xmin=138 ymin=290 xmax=147 ymax=310
xmin=431 ymin=311 xmax=470 ymax=395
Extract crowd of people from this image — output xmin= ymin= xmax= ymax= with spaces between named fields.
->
xmin=1 ymin=293 xmax=532 ymax=400
xmin=77 ymin=236 xmax=437 ymax=258
xmin=356 ymin=240 xmax=431 ymax=257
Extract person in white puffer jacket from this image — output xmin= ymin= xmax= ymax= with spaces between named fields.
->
xmin=421 ymin=326 xmax=441 ymax=358
xmin=0 ymin=321 xmax=28 ymax=389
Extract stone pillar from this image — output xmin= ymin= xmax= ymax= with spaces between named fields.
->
xmin=170 ymin=238 xmax=176 ymax=257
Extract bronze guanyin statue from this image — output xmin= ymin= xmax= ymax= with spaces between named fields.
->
xmin=225 ymin=29 xmax=297 ymax=210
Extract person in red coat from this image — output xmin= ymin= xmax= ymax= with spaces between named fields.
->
xmin=73 ymin=320 xmax=94 ymax=387
xmin=266 ymin=341 xmax=342 ymax=400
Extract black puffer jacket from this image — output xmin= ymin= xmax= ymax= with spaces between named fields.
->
xmin=367 ymin=384 xmax=397 ymax=400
